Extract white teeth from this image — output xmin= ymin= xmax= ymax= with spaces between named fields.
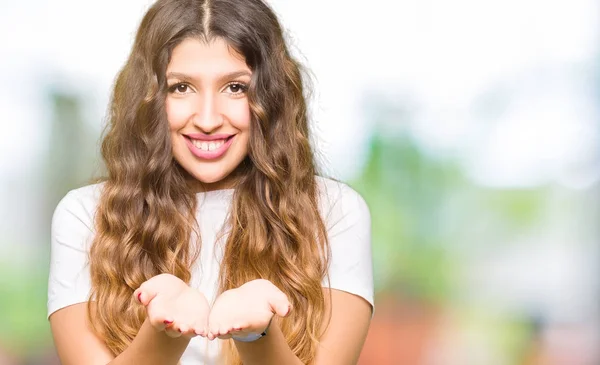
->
xmin=191 ymin=139 xmax=226 ymax=151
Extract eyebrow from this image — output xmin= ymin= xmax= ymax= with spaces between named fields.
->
xmin=166 ymin=70 xmax=252 ymax=84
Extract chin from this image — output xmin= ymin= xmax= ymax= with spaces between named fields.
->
xmin=190 ymin=171 xmax=224 ymax=183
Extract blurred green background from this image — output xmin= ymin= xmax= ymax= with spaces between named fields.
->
xmin=1 ymin=0 xmax=599 ymax=364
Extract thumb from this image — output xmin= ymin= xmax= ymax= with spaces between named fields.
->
xmin=133 ymin=285 xmax=159 ymax=306
xmin=270 ymin=293 xmax=291 ymax=317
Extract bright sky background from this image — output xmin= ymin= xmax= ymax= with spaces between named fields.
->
xmin=0 ymin=0 xmax=598 ymax=187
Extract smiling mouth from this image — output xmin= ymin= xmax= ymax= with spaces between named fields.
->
xmin=183 ymin=135 xmax=236 ymax=160
xmin=185 ymin=134 xmax=235 ymax=149
xmin=188 ymin=137 xmax=232 ymax=151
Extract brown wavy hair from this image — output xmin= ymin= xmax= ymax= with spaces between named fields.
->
xmin=88 ymin=0 xmax=330 ymax=363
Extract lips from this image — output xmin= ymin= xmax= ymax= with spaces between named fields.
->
xmin=183 ymin=134 xmax=235 ymax=160
xmin=189 ymin=137 xmax=228 ymax=151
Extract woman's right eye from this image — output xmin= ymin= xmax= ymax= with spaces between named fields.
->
xmin=169 ymin=83 xmax=191 ymax=94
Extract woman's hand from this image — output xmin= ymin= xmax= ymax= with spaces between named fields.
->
xmin=206 ymin=279 xmax=291 ymax=341
xmin=133 ymin=273 xmax=210 ymax=339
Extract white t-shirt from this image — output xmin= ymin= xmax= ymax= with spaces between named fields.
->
xmin=47 ymin=176 xmax=373 ymax=364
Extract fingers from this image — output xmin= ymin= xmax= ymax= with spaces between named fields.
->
xmin=206 ymin=321 xmax=238 ymax=340
xmin=203 ymin=280 xmax=290 ymax=341
xmin=147 ymin=312 xmax=175 ymax=332
xmin=132 ymin=277 xmax=211 ymax=340
xmin=163 ymin=320 xmax=206 ymax=339
xmin=206 ymin=321 xmax=223 ymax=340
xmin=193 ymin=324 xmax=208 ymax=337
xmin=164 ymin=321 xmax=183 ymax=338
xmin=143 ymin=296 xmax=208 ymax=338
xmin=207 ymin=317 xmax=261 ymax=340
xmin=191 ymin=317 xmax=208 ymax=338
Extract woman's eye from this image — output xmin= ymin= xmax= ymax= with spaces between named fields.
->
xmin=225 ymin=82 xmax=247 ymax=95
xmin=169 ymin=83 xmax=191 ymax=94
xmin=175 ymin=84 xmax=190 ymax=93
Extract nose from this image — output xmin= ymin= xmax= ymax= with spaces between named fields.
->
xmin=190 ymin=93 xmax=223 ymax=133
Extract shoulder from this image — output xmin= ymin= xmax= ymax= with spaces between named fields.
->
xmin=316 ymin=177 xmax=374 ymax=308
xmin=315 ymin=176 xmax=368 ymax=209
xmin=57 ymin=182 xmax=104 ymax=208
xmin=48 ymin=183 xmax=104 ymax=319
xmin=315 ymin=176 xmax=370 ymax=233
xmin=52 ymin=182 xmax=105 ymax=235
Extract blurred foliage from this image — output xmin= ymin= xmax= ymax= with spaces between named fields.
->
xmin=351 ymin=131 xmax=463 ymax=302
xmin=349 ymin=103 xmax=548 ymax=306
xmin=0 ymin=262 xmax=52 ymax=357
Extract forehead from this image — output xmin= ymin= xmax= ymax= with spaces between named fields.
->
xmin=167 ymin=37 xmax=250 ymax=76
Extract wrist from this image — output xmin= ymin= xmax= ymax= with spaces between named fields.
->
xmin=231 ymin=331 xmax=266 ymax=342
xmin=231 ymin=316 xmax=273 ymax=343
xmin=232 ymin=320 xmax=303 ymax=365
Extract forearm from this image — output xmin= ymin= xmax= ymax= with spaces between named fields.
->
xmin=233 ymin=321 xmax=303 ymax=365
xmin=109 ymin=319 xmax=190 ymax=365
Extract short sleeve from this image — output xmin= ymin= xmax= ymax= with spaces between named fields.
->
xmin=47 ymin=188 xmax=96 ymax=318
xmin=320 ymin=180 xmax=374 ymax=310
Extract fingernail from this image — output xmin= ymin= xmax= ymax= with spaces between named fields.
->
xmin=137 ymin=293 xmax=142 ymax=302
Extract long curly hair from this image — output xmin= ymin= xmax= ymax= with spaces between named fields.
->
xmin=88 ymin=0 xmax=330 ymax=363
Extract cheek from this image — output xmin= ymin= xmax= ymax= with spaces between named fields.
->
xmin=166 ymin=98 xmax=191 ymax=130
xmin=227 ymin=100 xmax=251 ymax=130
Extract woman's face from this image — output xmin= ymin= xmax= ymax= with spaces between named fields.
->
xmin=166 ymin=37 xmax=252 ymax=192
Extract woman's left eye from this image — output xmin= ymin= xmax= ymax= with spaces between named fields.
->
xmin=225 ymin=82 xmax=248 ymax=95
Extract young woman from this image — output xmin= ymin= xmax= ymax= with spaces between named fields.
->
xmin=47 ymin=0 xmax=373 ymax=364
